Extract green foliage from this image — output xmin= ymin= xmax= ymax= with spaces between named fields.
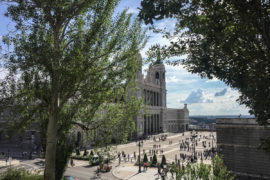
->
xmin=212 ymin=156 xmax=235 ymax=180
xmin=172 ymin=155 xmax=235 ymax=180
xmin=1 ymin=0 xmax=147 ymax=179
xmin=90 ymin=150 xmax=94 ymax=156
xmin=0 ymin=168 xmax=43 ymax=180
xmin=152 ymin=154 xmax=157 ymax=166
xmin=83 ymin=149 xmax=89 ymax=156
xmin=143 ymin=153 xmax=148 ymax=163
xmin=161 ymin=155 xmax=166 ymax=167
xmin=139 ymin=0 xmax=270 ymax=127
xmin=183 ymin=163 xmax=211 ymax=180
xmin=75 ymin=148 xmax=80 ymax=156
xmin=89 ymin=158 xmax=93 ymax=166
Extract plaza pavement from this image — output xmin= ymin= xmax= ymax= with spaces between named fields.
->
xmin=112 ymin=162 xmax=175 ymax=180
xmin=111 ymin=131 xmax=215 ymax=180
xmin=0 ymin=131 xmax=216 ymax=180
xmin=0 ymin=159 xmax=20 ymax=169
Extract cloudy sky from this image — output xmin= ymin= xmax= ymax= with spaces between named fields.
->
xmin=0 ymin=1 xmax=251 ymax=115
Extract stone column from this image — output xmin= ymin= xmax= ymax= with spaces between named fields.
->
xmin=157 ymin=115 xmax=160 ymax=132
xmin=151 ymin=115 xmax=153 ymax=133
xmin=150 ymin=91 xmax=153 ymax=106
xmin=155 ymin=115 xmax=158 ymax=132
xmin=153 ymin=115 xmax=156 ymax=133
xmin=153 ymin=92 xmax=156 ymax=106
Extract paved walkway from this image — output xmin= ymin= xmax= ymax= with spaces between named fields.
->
xmin=113 ymin=163 xmax=175 ymax=180
xmin=0 ymin=159 xmax=20 ymax=169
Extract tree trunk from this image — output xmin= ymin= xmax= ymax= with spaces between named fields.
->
xmin=44 ymin=108 xmax=58 ymax=180
xmin=44 ymin=84 xmax=59 ymax=180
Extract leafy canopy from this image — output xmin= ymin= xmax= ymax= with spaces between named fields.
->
xmin=139 ymin=0 xmax=270 ymax=126
xmin=1 ymin=0 xmax=147 ymax=179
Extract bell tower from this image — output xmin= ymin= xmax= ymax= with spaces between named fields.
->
xmin=148 ymin=59 xmax=166 ymax=107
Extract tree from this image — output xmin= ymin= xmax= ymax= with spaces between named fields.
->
xmin=152 ymin=153 xmax=157 ymax=166
xmin=161 ymin=155 xmax=166 ymax=167
xmin=1 ymin=0 xmax=147 ymax=179
xmin=173 ymin=155 xmax=234 ymax=180
xmin=212 ymin=155 xmax=235 ymax=180
xmin=139 ymin=0 xmax=270 ymax=126
xmin=143 ymin=153 xmax=148 ymax=163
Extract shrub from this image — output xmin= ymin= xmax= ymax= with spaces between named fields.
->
xmin=143 ymin=153 xmax=148 ymax=163
xmin=90 ymin=150 xmax=94 ymax=156
xmin=161 ymin=155 xmax=166 ymax=167
xmin=212 ymin=155 xmax=235 ymax=179
xmin=76 ymin=148 xmax=80 ymax=156
xmin=83 ymin=149 xmax=89 ymax=156
xmin=71 ymin=155 xmax=90 ymax=161
xmin=151 ymin=154 xmax=157 ymax=166
xmin=0 ymin=168 xmax=43 ymax=180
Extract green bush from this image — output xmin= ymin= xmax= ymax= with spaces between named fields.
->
xmin=161 ymin=155 xmax=166 ymax=167
xmin=212 ymin=155 xmax=235 ymax=179
xmin=143 ymin=153 xmax=148 ymax=163
xmin=71 ymin=155 xmax=90 ymax=161
xmin=90 ymin=150 xmax=94 ymax=156
xmin=76 ymin=148 xmax=80 ymax=156
xmin=0 ymin=168 xmax=43 ymax=180
xmin=151 ymin=154 xmax=157 ymax=166
xmin=89 ymin=158 xmax=93 ymax=166
xmin=83 ymin=149 xmax=89 ymax=156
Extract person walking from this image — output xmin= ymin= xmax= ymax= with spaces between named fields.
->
xmin=143 ymin=162 xmax=146 ymax=172
xmin=70 ymin=158 xmax=75 ymax=167
xmin=157 ymin=164 xmax=161 ymax=178
xmin=170 ymin=167 xmax=174 ymax=178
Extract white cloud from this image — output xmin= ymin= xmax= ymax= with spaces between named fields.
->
xmin=167 ymin=86 xmax=250 ymax=115
xmin=166 ymin=75 xmax=197 ymax=84
xmin=126 ymin=8 xmax=139 ymax=14
xmin=206 ymin=77 xmax=219 ymax=83
xmin=215 ymin=88 xmax=227 ymax=96
xmin=180 ymin=89 xmax=213 ymax=104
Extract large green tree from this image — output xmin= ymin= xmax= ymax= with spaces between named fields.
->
xmin=139 ymin=0 xmax=270 ymax=126
xmin=0 ymin=0 xmax=147 ymax=179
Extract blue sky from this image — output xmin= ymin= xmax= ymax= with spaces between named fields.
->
xmin=0 ymin=1 xmax=251 ymax=115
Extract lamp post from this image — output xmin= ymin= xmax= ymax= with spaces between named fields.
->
xmin=190 ymin=130 xmax=197 ymax=160
xmin=138 ymin=140 xmax=142 ymax=173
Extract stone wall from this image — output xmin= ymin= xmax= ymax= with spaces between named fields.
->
xmin=215 ymin=118 xmax=270 ymax=179
xmin=164 ymin=107 xmax=189 ymax=133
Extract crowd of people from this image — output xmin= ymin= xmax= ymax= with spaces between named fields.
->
xmin=114 ymin=131 xmax=216 ymax=179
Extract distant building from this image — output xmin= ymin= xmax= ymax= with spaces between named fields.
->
xmin=135 ymin=55 xmax=189 ymax=137
xmin=216 ymin=118 xmax=270 ymax=180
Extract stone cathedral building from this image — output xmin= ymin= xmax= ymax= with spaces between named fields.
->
xmin=134 ymin=56 xmax=189 ymax=138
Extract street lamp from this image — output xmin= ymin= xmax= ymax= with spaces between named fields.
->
xmin=190 ymin=130 xmax=197 ymax=160
xmin=137 ymin=141 xmax=142 ymax=173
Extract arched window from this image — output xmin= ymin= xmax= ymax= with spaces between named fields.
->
xmin=155 ymin=72 xmax=159 ymax=79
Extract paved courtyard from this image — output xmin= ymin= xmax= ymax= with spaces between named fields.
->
xmin=113 ymin=131 xmax=216 ymax=164
xmin=0 ymin=131 xmax=216 ymax=180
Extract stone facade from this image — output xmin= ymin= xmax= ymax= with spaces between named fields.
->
xmin=215 ymin=118 xmax=270 ymax=180
xmin=135 ymin=57 xmax=189 ymax=137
